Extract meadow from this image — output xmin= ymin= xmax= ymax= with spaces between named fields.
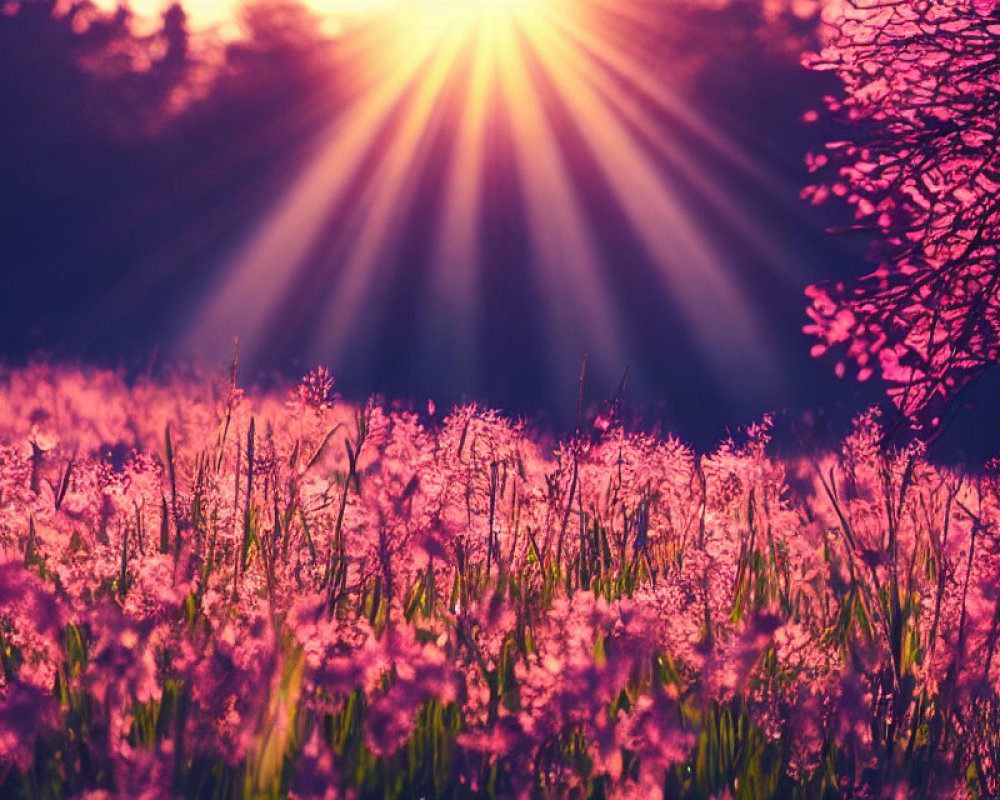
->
xmin=1 ymin=364 xmax=998 ymax=799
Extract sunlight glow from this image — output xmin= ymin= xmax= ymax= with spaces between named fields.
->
xmin=403 ymin=0 xmax=544 ymax=11
xmin=97 ymin=0 xmax=554 ymax=40
xmin=182 ymin=0 xmax=803 ymax=405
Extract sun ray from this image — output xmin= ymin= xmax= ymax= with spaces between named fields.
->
xmin=549 ymin=10 xmax=803 ymax=278
xmin=495 ymin=14 xmax=636 ymax=398
xmin=181 ymin=0 xmax=803 ymax=412
xmin=183 ymin=11 xmax=456 ymax=360
xmin=304 ymin=20 xmax=474 ymax=366
xmin=516 ymin=12 xmax=783 ymax=389
xmin=414 ymin=18 xmax=499 ymax=390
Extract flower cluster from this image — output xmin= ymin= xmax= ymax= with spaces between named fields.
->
xmin=0 ymin=365 xmax=997 ymax=797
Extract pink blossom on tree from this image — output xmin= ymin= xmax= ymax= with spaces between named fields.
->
xmin=803 ymin=0 xmax=1000 ymax=429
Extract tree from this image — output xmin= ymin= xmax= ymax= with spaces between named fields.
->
xmin=802 ymin=0 xmax=1000 ymax=431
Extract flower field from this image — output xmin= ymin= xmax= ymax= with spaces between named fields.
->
xmin=1 ymin=365 xmax=999 ymax=799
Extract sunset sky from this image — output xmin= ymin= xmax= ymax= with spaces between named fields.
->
xmin=1 ymin=0 xmax=901 ymax=448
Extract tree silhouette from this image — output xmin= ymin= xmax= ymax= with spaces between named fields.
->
xmin=803 ymin=0 xmax=1000 ymax=431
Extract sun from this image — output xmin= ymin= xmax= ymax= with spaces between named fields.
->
xmin=185 ymin=0 xmax=792 ymax=402
xmin=414 ymin=0 xmax=545 ymax=12
xmin=345 ymin=0 xmax=543 ymax=10
xmin=306 ymin=0 xmax=549 ymax=23
xmin=411 ymin=0 xmax=542 ymax=9
xmin=323 ymin=0 xmax=558 ymax=41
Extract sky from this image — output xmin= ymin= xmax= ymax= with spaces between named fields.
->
xmin=0 ymin=0 xmax=931 ymax=454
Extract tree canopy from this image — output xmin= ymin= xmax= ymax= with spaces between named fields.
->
xmin=803 ymin=0 xmax=1000 ymax=431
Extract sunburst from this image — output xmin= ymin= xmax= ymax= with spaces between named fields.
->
xmin=181 ymin=0 xmax=801 ymax=409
